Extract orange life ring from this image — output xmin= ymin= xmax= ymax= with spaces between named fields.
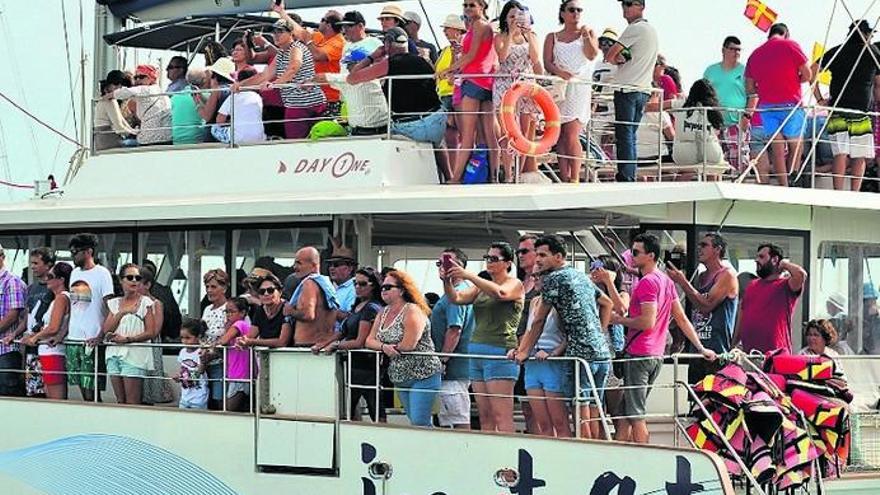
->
xmin=500 ymin=81 xmax=562 ymax=156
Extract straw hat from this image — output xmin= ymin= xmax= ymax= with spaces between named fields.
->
xmin=208 ymin=57 xmax=235 ymax=82
xmin=378 ymin=4 xmax=406 ymax=22
xmin=440 ymin=14 xmax=466 ymax=32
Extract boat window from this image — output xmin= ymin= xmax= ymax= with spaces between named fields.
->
xmin=0 ymin=234 xmax=47 ymax=282
xmin=232 ymin=227 xmax=330 ymax=295
xmin=817 ymin=242 xmax=880 ymax=354
xmin=138 ymin=230 xmax=226 ymax=317
xmin=49 ymin=232 xmax=135 ymax=276
xmin=701 ymin=229 xmax=807 ymax=349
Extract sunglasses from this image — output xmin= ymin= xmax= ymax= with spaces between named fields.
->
xmin=166 ymin=65 xmax=185 ymax=70
xmin=258 ymin=287 xmax=277 ymax=295
xmin=463 ymin=2 xmax=478 ymax=8
xmin=622 ymin=1 xmax=639 ymax=6
xmin=45 ymin=274 xmax=57 ymax=280
xmin=599 ymin=40 xmax=614 ymax=47
xmin=329 ymin=260 xmax=352 ymax=268
xmin=123 ymin=274 xmax=143 ymax=282
xmin=69 ymin=247 xmax=85 ymax=254
xmin=566 ymin=7 xmax=583 ymax=13
xmin=354 ymin=281 xmax=371 ymax=288
xmin=483 ymin=255 xmax=504 ymax=263
xmin=515 ymin=248 xmax=532 ymax=256
xmin=631 ymin=248 xmax=644 ymax=256
xmin=380 ymin=284 xmax=400 ymax=292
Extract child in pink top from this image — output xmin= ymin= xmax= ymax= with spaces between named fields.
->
xmin=218 ymin=297 xmax=253 ymax=412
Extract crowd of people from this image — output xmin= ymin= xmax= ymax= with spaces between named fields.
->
xmin=5 ymin=226 xmax=863 ymax=445
xmin=90 ymin=0 xmax=880 ymax=189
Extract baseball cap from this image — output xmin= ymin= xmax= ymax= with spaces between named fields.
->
xmin=598 ymin=28 xmax=619 ymax=43
xmin=135 ymin=64 xmax=158 ymax=80
xmin=338 ymin=11 xmax=366 ymax=26
xmin=273 ymin=18 xmax=296 ymax=32
xmin=865 ymin=283 xmax=879 ymax=300
xmin=403 ymin=11 xmax=422 ymax=25
xmin=342 ymin=48 xmax=371 ymax=65
xmin=827 ymin=292 xmax=847 ymax=311
xmin=383 ymin=26 xmax=408 ymax=44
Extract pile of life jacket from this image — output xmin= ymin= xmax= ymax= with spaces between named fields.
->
xmin=686 ymin=350 xmax=852 ymax=491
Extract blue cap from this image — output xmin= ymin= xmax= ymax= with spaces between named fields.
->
xmin=865 ymin=283 xmax=879 ymax=300
xmin=342 ymin=48 xmax=371 ymax=65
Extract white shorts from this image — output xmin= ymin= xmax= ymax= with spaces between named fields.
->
xmin=828 ymin=114 xmax=876 ymax=159
xmin=438 ymin=379 xmax=471 ymax=427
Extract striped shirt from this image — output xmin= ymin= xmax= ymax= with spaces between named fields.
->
xmin=275 ymin=41 xmax=327 ymax=109
xmin=325 ymin=73 xmax=388 ymax=129
xmin=0 ymin=268 xmax=27 ymax=355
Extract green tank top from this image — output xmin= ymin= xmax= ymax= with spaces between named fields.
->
xmin=471 ymin=291 xmax=523 ymax=349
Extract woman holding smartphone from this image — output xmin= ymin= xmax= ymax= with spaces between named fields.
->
xmin=443 ymin=242 xmax=524 ymax=432
xmin=494 ymin=1 xmax=543 ymax=183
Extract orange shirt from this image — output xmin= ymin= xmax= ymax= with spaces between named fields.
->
xmin=311 ymin=31 xmax=344 ymax=102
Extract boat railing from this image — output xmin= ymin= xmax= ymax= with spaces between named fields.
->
xmin=6 ymin=339 xmax=880 ymax=476
xmin=86 ymin=70 xmax=880 ymax=190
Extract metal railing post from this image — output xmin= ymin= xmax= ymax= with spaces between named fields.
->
xmin=345 ymin=349 xmax=352 ymax=421
xmin=386 ymin=78 xmax=394 ymax=140
xmin=701 ymin=107 xmax=708 ymax=181
xmin=374 ymin=349 xmax=381 ymax=423
xmin=222 ymin=345 xmax=227 ymax=412
xmin=657 ymin=88 xmax=664 ymax=183
xmin=93 ymin=342 xmax=99 ymax=403
xmin=573 ymin=359 xmax=581 ymax=439
xmin=672 ymin=354 xmax=680 ymax=447
xmin=811 ymin=107 xmax=817 ymax=190
xmin=229 ymin=86 xmax=236 ymax=148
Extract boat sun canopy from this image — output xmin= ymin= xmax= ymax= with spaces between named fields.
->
xmin=102 ymin=14 xmax=297 ymax=52
xmin=97 ymin=0 xmax=391 ymax=22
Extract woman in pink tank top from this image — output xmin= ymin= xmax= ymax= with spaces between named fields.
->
xmin=438 ymin=1 xmax=499 ymax=183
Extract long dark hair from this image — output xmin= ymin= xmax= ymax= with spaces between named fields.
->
xmin=499 ymin=0 xmax=526 ymax=33
xmin=355 ymin=267 xmax=383 ymax=303
xmin=683 ymin=79 xmax=725 ymax=131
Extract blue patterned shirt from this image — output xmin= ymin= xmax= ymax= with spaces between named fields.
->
xmin=541 ymin=266 xmax=611 ymax=361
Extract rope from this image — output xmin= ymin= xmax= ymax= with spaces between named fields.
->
xmin=0 ymin=90 xmax=82 ymax=147
xmin=59 ymin=0 xmax=79 ymax=139
xmin=0 ymin=179 xmax=35 ymax=189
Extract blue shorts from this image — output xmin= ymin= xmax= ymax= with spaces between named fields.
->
xmin=564 ymin=360 xmax=610 ymax=405
xmin=468 ymin=342 xmax=520 ymax=382
xmin=391 ymin=110 xmax=447 ymax=146
xmin=749 ymin=125 xmax=768 ymax=154
xmin=759 ymin=104 xmax=806 ymax=140
xmin=461 ymin=80 xmax=493 ymax=102
xmin=106 ymin=356 xmax=147 ymax=377
xmin=524 ymin=359 xmax=566 ymax=394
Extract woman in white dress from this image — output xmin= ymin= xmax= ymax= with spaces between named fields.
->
xmin=543 ymin=0 xmax=598 ymax=183
xmin=97 ymin=263 xmax=157 ymax=405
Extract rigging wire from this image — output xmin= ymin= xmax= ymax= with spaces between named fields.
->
xmin=0 ymin=89 xmax=82 ymax=147
xmin=0 ymin=1 xmax=44 ymax=178
xmin=60 ymin=0 xmax=80 ymax=139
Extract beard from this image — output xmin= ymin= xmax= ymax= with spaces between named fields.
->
xmin=756 ymin=262 xmax=775 ymax=279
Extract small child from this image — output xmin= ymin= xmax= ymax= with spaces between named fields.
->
xmin=217 ymin=297 xmax=253 ymax=412
xmin=176 ymin=319 xmax=208 ymax=410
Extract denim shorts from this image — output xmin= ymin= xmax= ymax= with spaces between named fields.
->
xmin=524 ymin=359 xmax=566 ymax=394
xmin=759 ymin=104 xmax=806 ymax=140
xmin=391 ymin=110 xmax=447 ymax=146
xmin=106 ymin=355 xmax=147 ymax=377
xmin=461 ymin=80 xmax=493 ymax=102
xmin=468 ymin=342 xmax=520 ymax=382
xmin=564 ymin=360 xmax=611 ymax=405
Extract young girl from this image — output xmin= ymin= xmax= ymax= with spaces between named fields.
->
xmin=176 ymin=319 xmax=208 ymax=410
xmin=217 ymin=297 xmax=252 ymax=412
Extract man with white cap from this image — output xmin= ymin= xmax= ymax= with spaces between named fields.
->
xmin=403 ymin=11 xmax=438 ymax=64
xmin=825 ymin=291 xmax=854 ymax=354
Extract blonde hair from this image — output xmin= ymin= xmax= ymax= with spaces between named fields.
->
xmin=386 ymin=269 xmax=430 ymax=315
xmin=203 ymin=268 xmax=229 ymax=287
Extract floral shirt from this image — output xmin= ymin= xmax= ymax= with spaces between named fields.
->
xmin=541 ymin=266 xmax=611 ymax=361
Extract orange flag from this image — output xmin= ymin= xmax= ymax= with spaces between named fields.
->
xmin=744 ymin=0 xmax=778 ymax=32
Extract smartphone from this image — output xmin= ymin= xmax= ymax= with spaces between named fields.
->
xmin=664 ymin=250 xmax=685 ymax=270
xmin=440 ymin=253 xmax=455 ymax=271
xmin=590 ymin=260 xmax=604 ymax=271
